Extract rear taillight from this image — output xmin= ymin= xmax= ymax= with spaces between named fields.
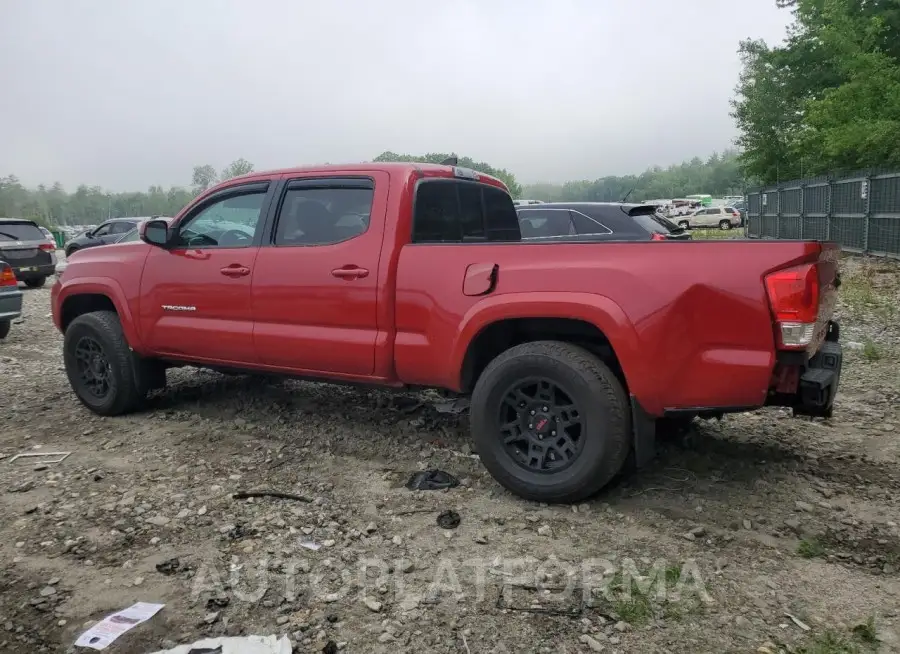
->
xmin=650 ymin=233 xmax=667 ymax=241
xmin=0 ymin=264 xmax=17 ymax=287
xmin=765 ymin=263 xmax=819 ymax=348
xmin=39 ymin=242 xmax=55 ymax=251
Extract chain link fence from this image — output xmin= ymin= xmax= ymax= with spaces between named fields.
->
xmin=745 ymin=170 xmax=900 ymax=258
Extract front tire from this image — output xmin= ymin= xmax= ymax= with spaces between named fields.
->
xmin=0 ymin=320 xmax=10 ymax=340
xmin=24 ymin=276 xmax=46 ymax=289
xmin=470 ymin=341 xmax=631 ymax=503
xmin=719 ymin=220 xmax=732 ymax=230
xmin=678 ymin=220 xmax=690 ymax=229
xmin=63 ymin=310 xmax=147 ymax=416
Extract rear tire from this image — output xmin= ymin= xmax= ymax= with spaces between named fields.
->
xmin=0 ymin=320 xmax=10 ymax=340
xmin=470 ymin=341 xmax=631 ymax=503
xmin=63 ymin=310 xmax=148 ymax=416
xmin=24 ymin=276 xmax=46 ymax=289
xmin=678 ymin=220 xmax=690 ymax=229
xmin=719 ymin=220 xmax=732 ymax=230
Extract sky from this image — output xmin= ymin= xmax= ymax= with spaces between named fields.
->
xmin=0 ymin=0 xmax=791 ymax=190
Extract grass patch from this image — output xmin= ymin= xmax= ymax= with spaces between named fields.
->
xmin=688 ymin=228 xmax=745 ymax=240
xmin=839 ymin=263 xmax=899 ymax=327
xmin=798 ymin=631 xmax=861 ymax=654
xmin=862 ymin=340 xmax=881 ymax=362
xmin=852 ymin=616 xmax=878 ymax=645
xmin=665 ymin=564 xmax=682 ymax=586
xmin=797 ymin=537 xmax=827 ymax=559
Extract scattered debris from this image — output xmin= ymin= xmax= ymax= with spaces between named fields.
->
xmin=436 ymin=509 xmax=461 ymax=529
xmin=496 ymin=584 xmax=583 ymax=616
xmin=406 ymin=469 xmax=460 ymax=491
xmin=299 ymin=540 xmax=322 ymax=551
xmin=155 ymin=558 xmax=183 ymax=575
xmin=8 ymin=451 xmax=71 ymax=465
xmin=74 ymin=602 xmax=164 ymax=650
xmin=433 ymin=397 xmax=470 ymax=414
xmin=232 ymin=490 xmax=312 ymax=503
xmin=148 ymin=634 xmax=292 ymax=654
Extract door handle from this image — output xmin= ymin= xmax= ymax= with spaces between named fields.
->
xmin=220 ymin=265 xmax=251 ymax=277
xmin=331 ymin=266 xmax=369 ymax=280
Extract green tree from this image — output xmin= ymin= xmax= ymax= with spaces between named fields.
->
xmin=733 ymin=0 xmax=900 ymax=182
xmin=191 ymin=165 xmax=218 ymax=193
xmin=220 ymin=158 xmax=254 ymax=181
xmin=373 ymin=151 xmax=523 ymax=198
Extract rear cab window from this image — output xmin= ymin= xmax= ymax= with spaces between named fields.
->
xmin=413 ymin=180 xmax=520 ymax=243
xmin=0 ymin=221 xmax=45 ymax=242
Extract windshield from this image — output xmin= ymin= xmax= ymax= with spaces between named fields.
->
xmin=0 ymin=222 xmax=45 ymax=242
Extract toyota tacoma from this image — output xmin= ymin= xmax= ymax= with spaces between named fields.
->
xmin=51 ymin=162 xmax=842 ymax=502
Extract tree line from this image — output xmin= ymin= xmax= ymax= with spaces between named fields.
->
xmin=2 ymin=149 xmax=751 ymax=228
xmin=521 ymin=150 xmax=746 ymax=203
xmin=0 ymin=159 xmax=257 ymax=228
xmin=734 ymin=0 xmax=900 ymax=183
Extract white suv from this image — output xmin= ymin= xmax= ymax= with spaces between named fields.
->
xmin=677 ymin=206 xmax=742 ymax=230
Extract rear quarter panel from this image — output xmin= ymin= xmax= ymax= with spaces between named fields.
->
xmin=394 ymin=240 xmax=823 ymax=414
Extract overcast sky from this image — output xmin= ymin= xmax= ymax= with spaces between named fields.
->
xmin=0 ymin=0 xmax=790 ymax=190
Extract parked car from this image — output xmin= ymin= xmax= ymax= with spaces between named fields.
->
xmin=64 ymin=217 xmax=166 ymax=257
xmin=52 ymin=162 xmax=842 ymax=503
xmin=677 ymin=206 xmax=742 ymax=230
xmin=0 ymin=261 xmax=23 ymax=339
xmin=0 ymin=218 xmax=57 ymax=287
xmin=517 ymin=203 xmax=691 ymax=241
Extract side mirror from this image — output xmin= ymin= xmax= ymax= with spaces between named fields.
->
xmin=85 ymin=230 xmax=96 ymax=239
xmin=140 ymin=219 xmax=170 ymax=248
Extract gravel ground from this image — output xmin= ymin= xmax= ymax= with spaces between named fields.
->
xmin=1 ymin=255 xmax=899 ymax=654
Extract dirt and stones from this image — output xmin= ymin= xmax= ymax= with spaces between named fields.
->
xmin=0 ymin=255 xmax=898 ymax=653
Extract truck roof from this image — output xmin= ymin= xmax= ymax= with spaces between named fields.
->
xmin=223 ymin=162 xmax=509 ymax=192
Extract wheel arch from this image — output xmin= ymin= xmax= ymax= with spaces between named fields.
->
xmin=452 ymin=292 xmax=644 ymax=398
xmin=58 ymin=278 xmax=142 ymax=350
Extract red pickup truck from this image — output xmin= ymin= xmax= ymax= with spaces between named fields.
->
xmin=52 ymin=163 xmax=842 ymax=502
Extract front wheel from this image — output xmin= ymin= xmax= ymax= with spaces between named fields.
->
xmin=470 ymin=341 xmax=631 ymax=503
xmin=0 ymin=320 xmax=10 ymax=340
xmin=24 ymin=276 xmax=46 ymax=289
xmin=63 ymin=310 xmax=147 ymax=415
xmin=678 ymin=221 xmax=690 ymax=229
xmin=719 ymin=220 xmax=732 ymax=230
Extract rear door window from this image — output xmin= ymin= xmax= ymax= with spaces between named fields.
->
xmin=570 ymin=210 xmax=612 ymax=235
xmin=0 ymin=221 xmax=45 ymax=242
xmin=413 ymin=180 xmax=520 ymax=243
xmin=517 ymin=209 xmax=575 ymax=237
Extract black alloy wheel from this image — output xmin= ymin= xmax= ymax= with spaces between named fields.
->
xmin=499 ymin=378 xmax=584 ymax=473
xmin=73 ymin=335 xmax=113 ymax=400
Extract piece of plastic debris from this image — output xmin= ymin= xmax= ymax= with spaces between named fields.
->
xmin=437 ymin=509 xmax=461 ymax=529
xmin=9 ymin=451 xmax=71 ymax=464
xmin=74 ymin=602 xmax=165 ymax=650
xmin=785 ymin=612 xmax=811 ymax=631
xmin=148 ymin=635 xmax=292 ymax=654
xmin=299 ymin=540 xmax=321 ymax=551
xmin=406 ymin=469 xmax=460 ymax=491
xmin=433 ymin=397 xmax=470 ymax=414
